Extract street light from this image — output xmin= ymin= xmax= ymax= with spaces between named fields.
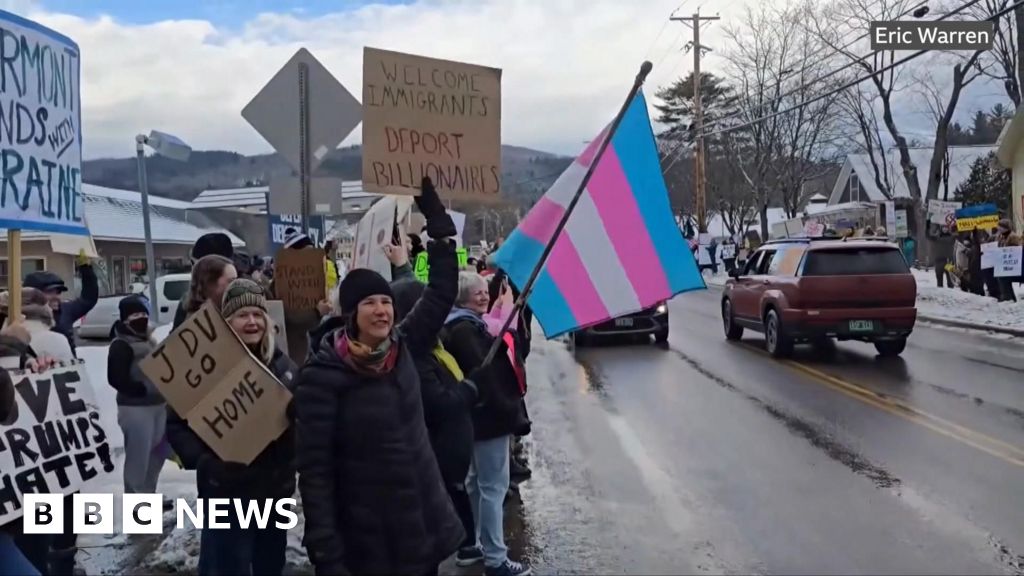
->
xmin=136 ymin=130 xmax=192 ymax=324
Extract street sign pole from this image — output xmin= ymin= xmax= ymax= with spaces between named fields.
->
xmin=298 ymin=62 xmax=311 ymax=236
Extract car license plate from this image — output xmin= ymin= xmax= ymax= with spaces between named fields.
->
xmin=849 ymin=320 xmax=875 ymax=332
xmin=615 ymin=318 xmax=634 ymax=328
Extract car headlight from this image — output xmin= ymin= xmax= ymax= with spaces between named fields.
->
xmin=656 ymin=304 xmax=667 ymax=314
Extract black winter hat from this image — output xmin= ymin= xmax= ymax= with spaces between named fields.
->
xmin=24 ymin=271 xmax=67 ymax=293
xmin=118 ymin=294 xmax=149 ymax=321
xmin=191 ymin=233 xmax=234 ymax=263
xmin=338 ymin=269 xmax=394 ymax=315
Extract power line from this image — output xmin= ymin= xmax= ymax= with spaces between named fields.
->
xmin=703 ymin=0 xmax=929 ymax=132
xmin=660 ymin=0 xmax=995 ymax=173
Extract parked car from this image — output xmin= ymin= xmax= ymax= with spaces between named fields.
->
xmin=77 ymin=274 xmax=190 ymax=339
xmin=721 ymin=237 xmax=916 ymax=358
xmin=574 ymin=302 xmax=669 ymax=345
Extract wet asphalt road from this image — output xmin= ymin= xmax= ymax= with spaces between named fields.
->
xmin=508 ymin=287 xmax=1024 ymax=575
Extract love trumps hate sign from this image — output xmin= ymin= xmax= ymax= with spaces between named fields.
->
xmin=0 ymin=11 xmax=86 ymax=235
xmin=362 ymin=47 xmax=502 ymax=199
xmin=0 ymin=361 xmax=114 ymax=525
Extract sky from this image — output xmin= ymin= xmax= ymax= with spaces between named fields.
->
xmin=0 ymin=0 xmax=1009 ymax=160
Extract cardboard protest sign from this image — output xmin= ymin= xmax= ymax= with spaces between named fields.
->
xmin=351 ymin=196 xmax=414 ymax=280
xmin=981 ymin=241 xmax=999 ymax=270
xmin=0 ymin=14 xmax=86 ymax=235
xmin=927 ymin=200 xmax=961 ymax=225
xmin=994 ymin=246 xmax=1023 ymax=278
xmin=362 ymin=47 xmax=502 ymax=199
xmin=720 ymin=244 xmax=736 ymax=260
xmin=139 ymin=302 xmax=291 ymax=464
xmin=803 ymin=221 xmax=825 ymax=237
xmin=274 ymin=248 xmax=326 ymax=315
xmin=266 ymin=300 xmax=289 ymax=353
xmin=0 ymin=362 xmax=115 ymax=525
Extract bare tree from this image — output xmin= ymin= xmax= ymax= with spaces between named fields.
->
xmin=976 ymin=0 xmax=1020 ymax=105
xmin=836 ymin=84 xmax=894 ymax=199
xmin=810 ymin=0 xmax=993 ymax=246
xmin=720 ymin=3 xmax=844 ymax=233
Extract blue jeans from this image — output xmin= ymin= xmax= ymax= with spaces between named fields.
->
xmin=467 ymin=434 xmax=511 ymax=568
xmin=0 ymin=532 xmax=40 ymax=576
xmin=197 ymin=503 xmax=287 ymax=576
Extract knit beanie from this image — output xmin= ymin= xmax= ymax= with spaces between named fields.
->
xmin=284 ymin=228 xmax=315 ymax=250
xmin=192 ymin=233 xmax=234 ymax=263
xmin=221 ymin=279 xmax=268 ymax=319
xmin=119 ymin=294 xmax=149 ymax=321
xmin=338 ymin=269 xmax=393 ymax=315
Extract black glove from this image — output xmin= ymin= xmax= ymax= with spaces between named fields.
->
xmin=416 ymin=177 xmax=457 ymax=239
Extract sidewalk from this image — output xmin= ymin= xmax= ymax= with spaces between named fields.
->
xmin=704 ymin=269 xmax=1024 ymax=337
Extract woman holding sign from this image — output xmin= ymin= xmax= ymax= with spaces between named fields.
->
xmin=165 ymin=279 xmax=299 ymax=576
xmin=295 ymin=178 xmax=465 ymax=576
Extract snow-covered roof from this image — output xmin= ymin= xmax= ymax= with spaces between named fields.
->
xmin=191 ymin=181 xmax=380 ymax=211
xmin=828 ymin=145 xmax=995 ymax=204
xmin=2 ymin=185 xmax=243 ymax=246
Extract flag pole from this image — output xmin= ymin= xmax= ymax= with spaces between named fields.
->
xmin=481 ymin=60 xmax=654 ymax=367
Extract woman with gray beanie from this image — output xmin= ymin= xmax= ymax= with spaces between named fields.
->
xmin=166 ymin=279 xmax=298 ymax=575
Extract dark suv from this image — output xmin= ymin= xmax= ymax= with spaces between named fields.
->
xmin=575 ymin=302 xmax=669 ymax=344
xmin=721 ymin=238 xmax=917 ymax=357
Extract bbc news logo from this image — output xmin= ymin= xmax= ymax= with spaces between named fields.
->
xmin=22 ymin=494 xmax=298 ymax=534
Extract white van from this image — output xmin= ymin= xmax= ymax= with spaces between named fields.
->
xmin=77 ymin=274 xmax=191 ymax=339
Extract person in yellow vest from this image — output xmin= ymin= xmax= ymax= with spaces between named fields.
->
xmin=324 ymin=240 xmax=340 ymax=293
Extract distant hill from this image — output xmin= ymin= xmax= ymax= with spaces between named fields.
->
xmin=83 ymin=145 xmax=572 ymax=206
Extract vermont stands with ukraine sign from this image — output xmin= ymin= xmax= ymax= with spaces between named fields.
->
xmin=0 ymin=10 xmax=85 ymax=235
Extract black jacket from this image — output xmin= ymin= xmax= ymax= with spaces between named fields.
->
xmin=441 ymin=312 xmax=527 ymax=441
xmin=25 ymin=265 xmax=98 ymax=358
xmin=392 ymin=276 xmax=478 ymax=487
xmin=166 ymin=348 xmax=299 ymax=500
xmin=294 ymin=239 xmax=463 ymax=576
xmin=107 ymin=322 xmax=164 ymax=406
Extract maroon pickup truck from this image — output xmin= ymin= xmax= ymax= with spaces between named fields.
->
xmin=721 ymin=237 xmax=917 ymax=358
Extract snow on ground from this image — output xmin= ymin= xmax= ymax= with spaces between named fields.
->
xmin=702 ymin=267 xmax=1024 ymax=332
xmin=911 ymin=268 xmax=1024 ymax=332
xmin=74 ymin=335 xmax=311 ymax=575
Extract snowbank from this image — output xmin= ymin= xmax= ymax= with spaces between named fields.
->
xmin=702 ymin=267 xmax=1024 ymax=332
xmin=911 ymin=268 xmax=1024 ymax=331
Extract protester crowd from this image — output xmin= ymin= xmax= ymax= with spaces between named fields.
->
xmin=0 ymin=178 xmax=534 ymax=576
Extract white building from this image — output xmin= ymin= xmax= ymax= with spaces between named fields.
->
xmin=1 ymin=184 xmax=242 ymax=295
xmin=828 ymin=145 xmax=996 ymax=205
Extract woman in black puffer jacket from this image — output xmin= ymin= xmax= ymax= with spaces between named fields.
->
xmin=295 ymin=179 xmax=466 ymax=576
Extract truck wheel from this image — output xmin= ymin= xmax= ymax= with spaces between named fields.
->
xmin=874 ymin=338 xmax=907 ymax=357
xmin=765 ymin=309 xmax=794 ymax=358
xmin=722 ymin=299 xmax=744 ymax=341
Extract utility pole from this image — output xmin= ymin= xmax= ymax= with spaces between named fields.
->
xmin=671 ymin=11 xmax=719 ymax=234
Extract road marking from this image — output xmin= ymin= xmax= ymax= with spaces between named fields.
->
xmin=738 ymin=343 xmax=1024 ymax=468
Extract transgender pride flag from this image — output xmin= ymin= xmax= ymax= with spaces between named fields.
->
xmin=493 ymin=93 xmax=705 ymax=338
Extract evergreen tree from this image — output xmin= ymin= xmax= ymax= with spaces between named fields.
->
xmin=954 ymin=151 xmax=1011 ymax=214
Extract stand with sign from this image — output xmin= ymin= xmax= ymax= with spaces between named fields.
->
xmin=0 ymin=13 xmax=86 ymax=325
